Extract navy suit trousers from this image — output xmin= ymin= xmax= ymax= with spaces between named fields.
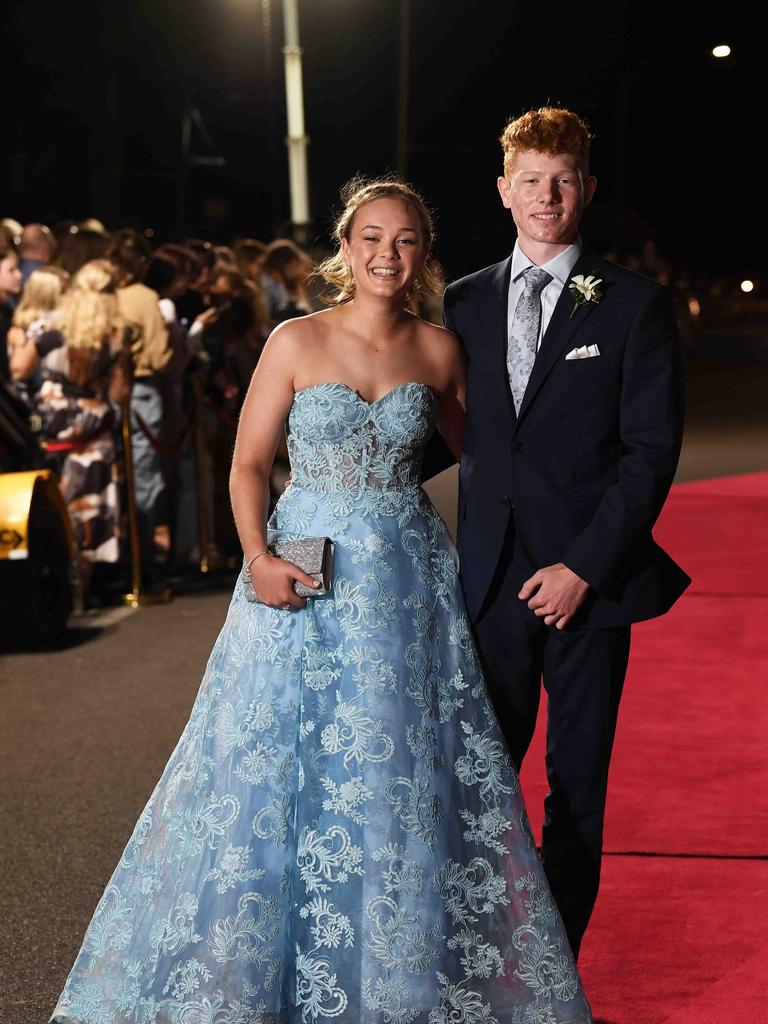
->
xmin=472 ymin=523 xmax=630 ymax=958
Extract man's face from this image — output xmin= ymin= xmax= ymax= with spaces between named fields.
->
xmin=497 ymin=150 xmax=596 ymax=252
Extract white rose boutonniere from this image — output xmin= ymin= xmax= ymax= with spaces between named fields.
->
xmin=568 ymin=274 xmax=603 ymax=319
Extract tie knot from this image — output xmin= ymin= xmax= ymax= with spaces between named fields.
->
xmin=521 ymin=266 xmax=553 ymax=294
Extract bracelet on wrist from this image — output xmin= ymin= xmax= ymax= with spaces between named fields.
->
xmin=244 ymin=549 xmax=269 ymax=572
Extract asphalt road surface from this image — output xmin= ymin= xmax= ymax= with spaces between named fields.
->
xmin=1 ymin=587 xmax=235 ymax=1023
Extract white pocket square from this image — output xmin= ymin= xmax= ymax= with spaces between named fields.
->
xmin=565 ymin=344 xmax=601 ymax=360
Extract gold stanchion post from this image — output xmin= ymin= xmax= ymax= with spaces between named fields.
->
xmin=120 ymin=399 xmax=171 ymax=607
xmin=192 ymin=377 xmax=212 ymax=574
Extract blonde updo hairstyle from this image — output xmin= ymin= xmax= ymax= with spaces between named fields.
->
xmin=316 ymin=176 xmax=443 ymax=304
xmin=59 ymin=259 xmax=123 ymax=351
xmin=12 ymin=266 xmax=70 ymax=331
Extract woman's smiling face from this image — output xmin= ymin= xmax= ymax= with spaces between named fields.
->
xmin=341 ymin=197 xmax=426 ymax=300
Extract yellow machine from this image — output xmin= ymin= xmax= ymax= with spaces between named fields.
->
xmin=0 ymin=470 xmax=76 ymax=645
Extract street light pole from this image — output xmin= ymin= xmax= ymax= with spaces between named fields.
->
xmin=262 ymin=0 xmax=279 ymax=213
xmin=396 ymin=0 xmax=412 ymax=177
xmin=282 ymin=0 xmax=310 ymax=239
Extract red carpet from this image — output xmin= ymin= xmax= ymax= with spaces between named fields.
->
xmin=579 ymin=857 xmax=768 ymax=1024
xmin=654 ymin=470 xmax=768 ymax=598
xmin=518 ymin=471 xmax=768 ymax=1023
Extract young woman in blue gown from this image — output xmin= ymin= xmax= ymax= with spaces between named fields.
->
xmin=52 ymin=178 xmax=592 ymax=1024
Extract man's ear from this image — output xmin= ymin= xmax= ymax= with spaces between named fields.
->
xmin=583 ymin=175 xmax=597 ymax=208
xmin=497 ymin=176 xmax=512 ymax=209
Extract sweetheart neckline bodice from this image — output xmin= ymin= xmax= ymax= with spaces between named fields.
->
xmin=292 ymin=380 xmax=437 ymax=408
xmin=285 ymin=379 xmax=438 ymax=494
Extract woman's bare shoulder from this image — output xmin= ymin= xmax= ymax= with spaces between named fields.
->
xmin=268 ymin=307 xmax=342 ymax=347
xmin=260 ymin=308 xmax=344 ymax=381
xmin=411 ymin=315 xmax=462 ymax=360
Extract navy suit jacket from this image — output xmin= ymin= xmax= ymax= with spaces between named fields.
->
xmin=440 ymin=247 xmax=691 ymax=628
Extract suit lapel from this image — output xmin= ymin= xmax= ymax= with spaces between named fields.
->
xmin=513 ymin=248 xmax=599 ymax=430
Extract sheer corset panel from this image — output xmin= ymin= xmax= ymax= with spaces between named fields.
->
xmin=286 ymin=382 xmax=438 ymax=493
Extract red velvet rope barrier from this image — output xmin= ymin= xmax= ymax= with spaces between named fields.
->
xmin=132 ymin=410 xmax=195 ymax=458
xmin=204 ymin=401 xmax=237 ymax=431
xmin=43 ymin=433 xmax=111 ymax=453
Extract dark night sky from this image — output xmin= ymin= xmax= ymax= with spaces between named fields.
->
xmin=4 ymin=1 xmax=758 ymax=279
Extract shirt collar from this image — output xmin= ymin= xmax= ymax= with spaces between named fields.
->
xmin=511 ymin=238 xmax=583 ymax=287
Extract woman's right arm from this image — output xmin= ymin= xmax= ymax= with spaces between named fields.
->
xmin=7 ymin=326 xmax=40 ymax=382
xmin=436 ymin=328 xmax=466 ymax=462
xmin=229 ymin=322 xmax=319 ymax=609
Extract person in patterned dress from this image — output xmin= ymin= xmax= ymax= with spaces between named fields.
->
xmin=51 ymin=179 xmax=591 ymax=1024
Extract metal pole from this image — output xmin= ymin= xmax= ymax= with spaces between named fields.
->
xmin=192 ymin=378 xmax=211 ymax=574
xmin=120 ymin=400 xmax=143 ymax=605
xmin=120 ymin=400 xmax=171 ymax=607
xmin=262 ymin=0 xmax=280 ymax=226
xmin=396 ymin=0 xmax=412 ymax=177
xmin=282 ymin=0 xmax=310 ymax=234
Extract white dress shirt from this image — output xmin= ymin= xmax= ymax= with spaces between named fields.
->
xmin=507 ymin=239 xmax=582 ymax=351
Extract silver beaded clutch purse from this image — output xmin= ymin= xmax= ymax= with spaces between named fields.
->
xmin=242 ymin=536 xmax=334 ymax=602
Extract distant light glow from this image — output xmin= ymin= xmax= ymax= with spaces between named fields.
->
xmin=712 ymin=44 xmax=731 ymax=58
xmin=740 ymin=279 xmax=754 ymax=293
xmin=145 ymin=228 xmax=155 ymax=239
xmin=688 ymin=297 xmax=701 ymax=317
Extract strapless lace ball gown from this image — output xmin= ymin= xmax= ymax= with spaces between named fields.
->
xmin=52 ymin=382 xmax=592 ymax=1024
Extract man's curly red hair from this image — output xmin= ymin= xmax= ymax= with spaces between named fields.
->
xmin=500 ymin=107 xmax=593 ymax=178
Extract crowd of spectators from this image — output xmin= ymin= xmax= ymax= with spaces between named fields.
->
xmin=0 ymin=215 xmax=318 ymax=603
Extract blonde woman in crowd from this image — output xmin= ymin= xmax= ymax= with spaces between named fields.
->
xmin=34 ymin=260 xmax=130 ymax=594
xmin=7 ymin=265 xmax=69 ymax=395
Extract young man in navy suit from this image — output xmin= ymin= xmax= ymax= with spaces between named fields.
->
xmin=442 ymin=107 xmax=690 ymax=957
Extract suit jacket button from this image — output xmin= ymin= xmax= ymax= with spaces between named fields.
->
xmin=511 ymin=440 xmax=526 ymax=452
xmin=499 ymin=496 xmax=513 ymax=510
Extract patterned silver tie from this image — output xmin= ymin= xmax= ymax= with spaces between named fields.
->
xmin=507 ymin=266 xmax=553 ymax=414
